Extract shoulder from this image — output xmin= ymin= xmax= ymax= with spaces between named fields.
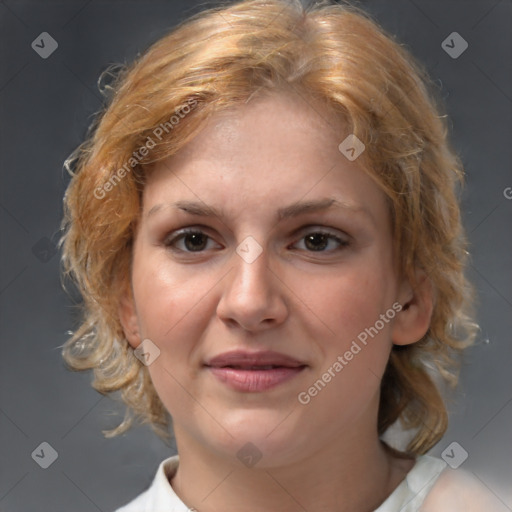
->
xmin=378 ymin=455 xmax=508 ymax=512
xmin=114 ymin=489 xmax=150 ymax=512
xmin=111 ymin=455 xmax=181 ymax=512
xmin=420 ymin=462 xmax=509 ymax=512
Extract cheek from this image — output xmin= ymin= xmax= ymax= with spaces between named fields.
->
xmin=130 ymin=251 xmax=215 ymax=414
xmin=295 ymin=268 xmax=396 ymax=429
xmin=132 ymin=250 xmax=208 ymax=340
xmin=298 ymin=253 xmax=397 ymax=402
xmin=130 ymin=247 xmax=225 ymax=386
xmin=305 ymin=259 xmax=396 ymax=341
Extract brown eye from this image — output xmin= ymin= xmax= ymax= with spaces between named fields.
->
xmin=182 ymin=232 xmax=208 ymax=251
xmin=293 ymin=230 xmax=349 ymax=253
xmin=165 ymin=229 xmax=217 ymax=252
xmin=304 ymin=233 xmax=329 ymax=251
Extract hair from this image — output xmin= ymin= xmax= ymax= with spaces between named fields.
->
xmin=60 ymin=0 xmax=477 ymax=455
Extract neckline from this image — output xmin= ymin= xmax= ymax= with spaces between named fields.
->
xmin=157 ymin=454 xmax=447 ymax=512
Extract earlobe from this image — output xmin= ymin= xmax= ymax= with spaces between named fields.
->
xmin=118 ymin=288 xmax=141 ymax=349
xmin=392 ymin=270 xmax=434 ymax=346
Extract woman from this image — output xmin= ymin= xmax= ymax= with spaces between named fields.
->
xmin=60 ymin=1 xmax=505 ymax=510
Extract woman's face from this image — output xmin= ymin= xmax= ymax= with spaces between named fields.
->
xmin=123 ymin=93 xmax=410 ymax=466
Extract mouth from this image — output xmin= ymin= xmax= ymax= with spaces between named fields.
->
xmin=204 ymin=350 xmax=307 ymax=392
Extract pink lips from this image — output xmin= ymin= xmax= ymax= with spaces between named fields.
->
xmin=205 ymin=350 xmax=307 ymax=392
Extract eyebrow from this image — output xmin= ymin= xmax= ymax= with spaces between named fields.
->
xmin=147 ymin=197 xmax=371 ymax=222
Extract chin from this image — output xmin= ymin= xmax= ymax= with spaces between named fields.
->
xmin=204 ymin=407 xmax=309 ymax=468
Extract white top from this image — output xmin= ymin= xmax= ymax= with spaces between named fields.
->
xmin=113 ymin=454 xmax=504 ymax=512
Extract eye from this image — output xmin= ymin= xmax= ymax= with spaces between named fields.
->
xmin=164 ymin=229 xmax=220 ymax=253
xmin=292 ymin=230 xmax=349 ymax=253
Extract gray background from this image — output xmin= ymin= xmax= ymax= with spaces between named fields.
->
xmin=0 ymin=0 xmax=511 ymax=510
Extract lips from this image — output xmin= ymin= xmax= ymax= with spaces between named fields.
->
xmin=204 ymin=350 xmax=307 ymax=392
xmin=205 ymin=350 xmax=305 ymax=369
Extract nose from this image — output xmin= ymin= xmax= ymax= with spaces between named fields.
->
xmin=216 ymin=245 xmax=288 ymax=332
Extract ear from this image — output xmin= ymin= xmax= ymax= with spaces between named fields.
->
xmin=118 ymin=287 xmax=142 ymax=349
xmin=391 ymin=269 xmax=434 ymax=346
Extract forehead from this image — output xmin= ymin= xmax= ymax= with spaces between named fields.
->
xmin=142 ymin=92 xmax=387 ymax=224
xmin=169 ymin=92 xmax=342 ymax=167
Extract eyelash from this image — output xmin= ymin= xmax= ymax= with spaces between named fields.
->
xmin=163 ymin=227 xmax=350 ymax=254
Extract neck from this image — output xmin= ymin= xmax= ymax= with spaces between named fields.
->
xmin=170 ymin=423 xmax=413 ymax=512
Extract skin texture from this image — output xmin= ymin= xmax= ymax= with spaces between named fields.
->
xmin=120 ymin=92 xmax=435 ymax=512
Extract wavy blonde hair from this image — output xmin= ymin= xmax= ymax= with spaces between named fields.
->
xmin=60 ymin=0 xmax=477 ymax=454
